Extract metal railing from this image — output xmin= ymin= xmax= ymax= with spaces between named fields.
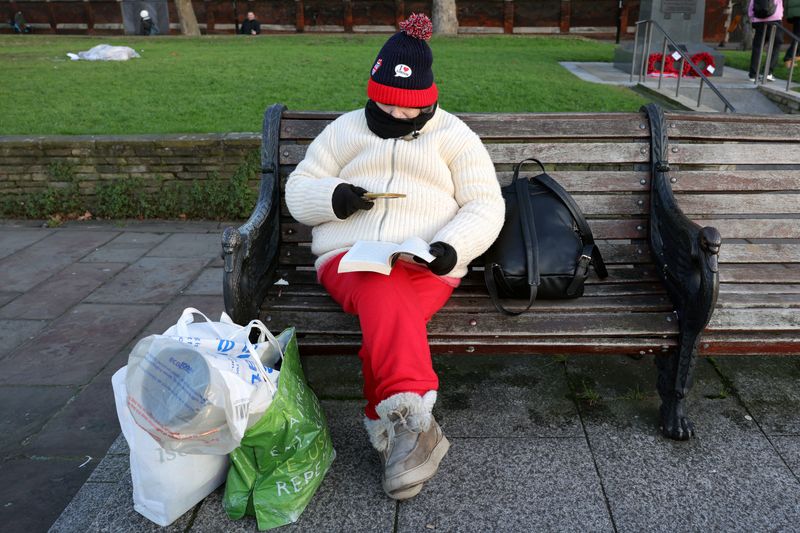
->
xmin=631 ymin=19 xmax=736 ymax=113
xmin=754 ymin=22 xmax=799 ymax=92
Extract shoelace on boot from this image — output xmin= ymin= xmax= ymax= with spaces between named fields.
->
xmin=385 ymin=407 xmax=422 ymax=453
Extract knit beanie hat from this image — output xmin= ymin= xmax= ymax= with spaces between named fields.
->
xmin=367 ymin=13 xmax=438 ymax=108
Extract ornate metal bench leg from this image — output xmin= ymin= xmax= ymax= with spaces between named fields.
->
xmin=222 ymin=104 xmax=287 ymax=325
xmin=642 ymin=103 xmax=721 ymax=441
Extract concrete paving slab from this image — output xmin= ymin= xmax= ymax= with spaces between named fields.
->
xmin=146 ymin=233 xmax=223 ymax=259
xmin=0 ymin=228 xmax=52 ymax=260
xmin=397 ymin=437 xmax=614 ymax=533
xmin=0 ymin=319 xmax=48 ymax=359
xmin=0 ymin=262 xmax=127 ymax=320
xmin=0 ymin=230 xmax=118 ymax=292
xmin=107 ymin=433 xmax=129 ymax=455
xmin=84 ymin=257 xmax=209 ymax=304
xmin=184 ymin=267 xmax=223 ymax=296
xmin=80 ymin=233 xmax=168 ymax=263
xmin=48 ymin=480 xmax=117 ymax=533
xmin=0 ymin=292 xmax=21 ymax=307
xmin=0 ymin=457 xmax=92 ymax=533
xmin=435 ymin=355 xmax=582 ymax=438
xmin=0 ymin=303 xmax=161 ymax=386
xmin=62 ymin=220 xmax=226 ymax=234
xmin=0 ymin=385 xmax=76 ymax=455
xmin=773 ymin=436 xmax=800 ymax=475
xmin=86 ymin=454 xmax=129 ymax=483
xmin=85 ymin=474 xmax=196 ymax=533
xmin=141 ymin=295 xmax=228 ymax=336
xmin=568 ymin=356 xmax=800 ymax=532
xmin=710 ymin=356 xmax=800 ymax=435
xmin=302 ymin=354 xmax=582 ymax=438
xmin=25 ymin=373 xmax=122 ymax=457
xmin=302 ymin=355 xmax=363 ymax=399
xmin=190 ymin=400 xmax=395 ymax=533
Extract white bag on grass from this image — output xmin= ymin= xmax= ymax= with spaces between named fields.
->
xmin=112 ymin=367 xmax=228 ymax=527
xmin=125 ymin=308 xmax=282 ymax=455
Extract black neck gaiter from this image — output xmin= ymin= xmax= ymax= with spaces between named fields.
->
xmin=364 ymin=100 xmax=437 ymax=140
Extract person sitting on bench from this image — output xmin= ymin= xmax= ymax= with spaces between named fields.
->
xmin=285 ymin=13 xmax=504 ymax=501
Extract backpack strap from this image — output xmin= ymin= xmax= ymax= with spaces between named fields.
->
xmin=485 ymin=167 xmax=540 ymax=316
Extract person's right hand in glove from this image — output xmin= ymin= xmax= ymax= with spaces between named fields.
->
xmin=332 ymin=184 xmax=374 ymax=219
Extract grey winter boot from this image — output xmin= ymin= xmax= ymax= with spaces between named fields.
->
xmin=365 ymin=391 xmax=450 ymax=500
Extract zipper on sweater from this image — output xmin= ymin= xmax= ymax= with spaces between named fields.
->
xmin=377 ymin=139 xmax=397 ymax=241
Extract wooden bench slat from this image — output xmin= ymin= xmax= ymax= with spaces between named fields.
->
xmin=720 ymin=283 xmax=800 ymax=294
xmin=708 ymin=308 xmax=800 ymax=331
xmin=670 ymin=171 xmax=800 ymax=192
xmin=267 ymin=294 xmax=672 ymax=314
xmin=275 ymin=267 xmax=663 ymax=287
xmin=717 ymin=293 xmax=800 ymax=309
xmin=676 ymin=193 xmax=800 ymax=216
xmin=288 ymin=335 xmax=678 ymax=356
xmin=719 ymin=244 xmax=800 ymax=263
xmin=720 ymin=264 xmax=800 ymax=283
xmin=281 ymin=219 xmax=650 ymax=242
xmin=672 ymin=144 xmax=800 ymax=165
xmin=280 ymin=114 xmax=652 ymax=140
xmin=668 ymin=122 xmax=800 ymax=142
xmin=276 ymin=242 xmax=655 ymax=267
xmin=264 ymin=310 xmax=679 ymax=336
xmin=280 ymin=142 xmax=651 ymax=165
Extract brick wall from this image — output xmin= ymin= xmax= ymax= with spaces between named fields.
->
xmin=0 ymin=133 xmax=261 ymax=198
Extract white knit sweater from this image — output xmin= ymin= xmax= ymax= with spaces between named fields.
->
xmin=285 ymin=107 xmax=505 ymax=278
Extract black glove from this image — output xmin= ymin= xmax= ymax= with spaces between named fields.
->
xmin=332 ymin=184 xmax=374 ymax=220
xmin=414 ymin=241 xmax=458 ymax=276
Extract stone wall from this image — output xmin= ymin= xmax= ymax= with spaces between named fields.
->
xmin=0 ymin=133 xmax=261 ymax=198
xmin=758 ymin=86 xmax=800 ymax=115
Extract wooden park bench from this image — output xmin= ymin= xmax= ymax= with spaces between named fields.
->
xmin=222 ymin=103 xmax=800 ymax=441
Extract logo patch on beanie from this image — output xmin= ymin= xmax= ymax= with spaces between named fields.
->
xmin=371 ymin=58 xmax=382 ymax=76
xmin=394 ymin=64 xmax=412 ymax=78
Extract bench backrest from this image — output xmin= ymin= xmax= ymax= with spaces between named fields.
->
xmin=277 ymin=111 xmax=657 ymax=281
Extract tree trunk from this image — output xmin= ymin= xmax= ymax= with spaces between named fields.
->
xmin=175 ymin=0 xmax=201 ymax=36
xmin=432 ymin=0 xmax=458 ymax=35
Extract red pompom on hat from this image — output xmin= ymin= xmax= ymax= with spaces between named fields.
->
xmin=367 ymin=13 xmax=438 ymax=108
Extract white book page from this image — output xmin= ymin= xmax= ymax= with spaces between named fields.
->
xmin=337 ymin=236 xmax=434 ymax=275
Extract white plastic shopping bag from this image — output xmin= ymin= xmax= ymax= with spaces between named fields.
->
xmin=126 ymin=308 xmax=282 ymax=454
xmin=112 ymin=367 xmax=228 ymax=527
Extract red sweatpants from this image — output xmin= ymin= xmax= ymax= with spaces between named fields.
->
xmin=318 ymin=253 xmax=457 ymax=420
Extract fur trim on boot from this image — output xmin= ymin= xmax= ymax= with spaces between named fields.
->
xmin=364 ymin=416 xmax=389 ymax=452
xmin=365 ymin=391 xmax=438 ymax=452
xmin=376 ymin=391 xmax=437 ymax=431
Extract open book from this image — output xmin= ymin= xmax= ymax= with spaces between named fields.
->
xmin=337 ymin=236 xmax=436 ymax=275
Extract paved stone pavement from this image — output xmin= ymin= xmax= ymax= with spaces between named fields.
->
xmin=1 ymin=220 xmax=798 ymax=533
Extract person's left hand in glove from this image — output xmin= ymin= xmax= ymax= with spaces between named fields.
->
xmin=414 ymin=241 xmax=457 ymax=276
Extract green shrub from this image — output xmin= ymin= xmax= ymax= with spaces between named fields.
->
xmin=0 ymin=151 xmax=260 ymax=221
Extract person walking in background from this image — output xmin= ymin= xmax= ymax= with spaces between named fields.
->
xmin=240 ymin=11 xmax=261 ymax=35
xmin=139 ymin=9 xmax=159 ymax=36
xmin=748 ymin=0 xmax=784 ymax=81
xmin=784 ymin=0 xmax=800 ymax=67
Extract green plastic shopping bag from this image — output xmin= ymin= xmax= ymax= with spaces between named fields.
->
xmin=223 ymin=327 xmax=335 ymax=530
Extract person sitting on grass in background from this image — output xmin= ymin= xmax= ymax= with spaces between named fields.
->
xmin=285 ymin=13 xmax=505 ymax=501
xmin=12 ymin=11 xmax=31 ymax=33
xmin=240 ymin=11 xmax=261 ymax=35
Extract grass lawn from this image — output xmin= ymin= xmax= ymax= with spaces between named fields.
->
xmin=1 ymin=34 xmax=648 ymax=135
xmin=721 ymin=48 xmax=797 ymax=84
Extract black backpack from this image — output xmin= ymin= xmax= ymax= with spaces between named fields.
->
xmin=483 ymin=158 xmax=608 ymax=315
xmin=753 ymin=0 xmax=777 ymax=18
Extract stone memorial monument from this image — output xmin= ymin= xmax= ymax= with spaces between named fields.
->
xmin=615 ymin=0 xmax=724 ymax=76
